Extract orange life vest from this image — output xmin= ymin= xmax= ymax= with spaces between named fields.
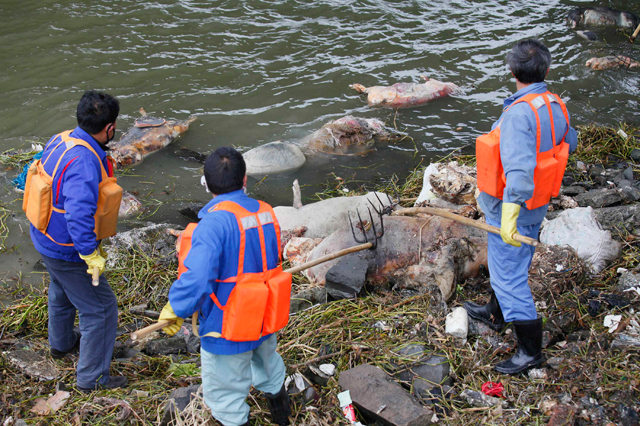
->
xmin=476 ymin=91 xmax=570 ymax=210
xmin=177 ymin=200 xmax=292 ymax=342
xmin=22 ymin=130 xmax=122 ymax=244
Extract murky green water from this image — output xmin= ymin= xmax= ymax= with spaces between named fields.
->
xmin=1 ymin=0 xmax=639 ymax=287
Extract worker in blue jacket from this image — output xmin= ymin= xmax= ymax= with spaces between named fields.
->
xmin=158 ymin=147 xmax=291 ymax=426
xmin=31 ymin=91 xmax=127 ymax=391
xmin=464 ymin=39 xmax=578 ymax=374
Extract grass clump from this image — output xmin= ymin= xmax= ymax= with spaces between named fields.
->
xmin=573 ymin=123 xmax=638 ymax=165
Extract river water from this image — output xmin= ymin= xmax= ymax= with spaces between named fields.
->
xmin=1 ymin=0 xmax=639 ymax=287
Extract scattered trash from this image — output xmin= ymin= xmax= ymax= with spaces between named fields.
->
xmin=337 ymin=390 xmax=359 ymax=424
xmin=445 ymin=307 xmax=468 ymax=339
xmin=30 ymin=390 xmax=70 ymax=415
xmin=460 ymin=389 xmax=508 ymax=408
xmin=527 ymin=368 xmax=548 ymax=380
xmin=285 ymin=372 xmax=308 ymax=393
xmin=618 ymin=267 xmax=628 ymax=274
xmin=481 ymin=382 xmax=504 ymax=398
xmin=604 ymin=315 xmax=623 ymax=333
xmin=319 ymin=364 xmax=336 ymax=376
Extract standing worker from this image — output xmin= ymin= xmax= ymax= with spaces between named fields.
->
xmin=465 ymin=39 xmax=578 ymax=374
xmin=25 ymin=91 xmax=126 ymax=391
xmin=158 ymin=147 xmax=291 ymax=426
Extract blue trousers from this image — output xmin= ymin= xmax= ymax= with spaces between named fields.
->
xmin=201 ymin=334 xmax=286 ymax=426
xmin=41 ymin=254 xmax=118 ymax=388
xmin=486 ymin=217 xmax=541 ymax=322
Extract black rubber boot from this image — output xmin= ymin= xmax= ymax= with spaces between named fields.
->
xmin=265 ymin=385 xmax=291 ymax=426
xmin=463 ymin=292 xmax=506 ymax=331
xmin=495 ymin=317 xmax=545 ymax=374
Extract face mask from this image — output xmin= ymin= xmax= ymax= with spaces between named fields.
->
xmin=106 ymin=124 xmax=116 ymax=144
xmin=201 ymin=175 xmax=210 ymax=193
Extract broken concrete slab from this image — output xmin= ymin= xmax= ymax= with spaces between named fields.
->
xmin=574 ymin=188 xmax=623 ymax=208
xmin=4 ymin=349 xmax=60 ymax=381
xmin=338 ymin=364 xmax=434 ymax=426
xmin=460 ymin=389 xmax=507 ymax=408
xmin=325 ymin=255 xmax=368 ymax=299
xmin=142 ymin=335 xmax=188 ymax=356
xmin=160 ymin=384 xmax=203 ymax=426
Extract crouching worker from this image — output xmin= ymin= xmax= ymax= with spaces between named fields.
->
xmin=466 ymin=39 xmax=578 ymax=374
xmin=158 ymin=147 xmax=292 ymax=426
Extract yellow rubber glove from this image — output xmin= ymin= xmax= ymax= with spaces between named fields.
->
xmin=500 ymin=202 xmax=522 ymax=247
xmin=159 ymin=302 xmax=184 ymax=336
xmin=98 ymin=243 xmax=108 ymax=260
xmin=79 ymin=249 xmax=106 ymax=275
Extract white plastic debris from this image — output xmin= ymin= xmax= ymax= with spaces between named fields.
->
xmin=604 ymin=315 xmax=622 ymax=333
xmin=319 ymin=364 xmax=336 ymax=376
xmin=617 ymin=129 xmax=629 ymax=140
xmin=540 ymin=207 xmax=621 ymax=273
xmin=285 ymin=372 xmax=308 ymax=393
xmin=617 ymin=268 xmax=628 ymax=274
xmin=623 ymin=287 xmax=640 ymax=296
xmin=445 ymin=307 xmax=468 ymax=339
xmin=415 ymin=163 xmax=441 ymax=204
xmin=31 ymin=143 xmax=43 ymax=152
xmin=555 ymin=264 xmax=564 ymax=272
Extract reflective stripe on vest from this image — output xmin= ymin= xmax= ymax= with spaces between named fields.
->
xmin=476 ymin=91 xmax=571 ymax=210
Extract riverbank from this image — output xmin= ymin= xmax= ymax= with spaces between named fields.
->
xmin=1 ymin=123 xmax=639 ymax=425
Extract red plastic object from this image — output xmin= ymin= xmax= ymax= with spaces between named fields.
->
xmin=481 ymin=381 xmax=505 ymax=398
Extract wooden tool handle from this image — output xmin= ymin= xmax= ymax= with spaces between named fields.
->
xmin=92 ymin=267 xmax=100 ymax=287
xmin=631 ymin=23 xmax=640 ymax=42
xmin=393 ymin=206 xmax=540 ymax=247
xmin=285 ymin=242 xmax=373 ymax=274
xmin=131 ymin=319 xmax=174 ymax=341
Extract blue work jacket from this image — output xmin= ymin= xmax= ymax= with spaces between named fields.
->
xmin=477 ymin=82 xmax=579 ymax=225
xmin=30 ymin=127 xmax=113 ymax=262
xmin=168 ymin=189 xmax=281 ymax=355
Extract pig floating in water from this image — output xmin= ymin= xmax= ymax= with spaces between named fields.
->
xmin=349 ymin=76 xmax=458 ymax=109
xmin=586 ymin=56 xmax=640 ymax=70
xmin=239 ymin=116 xmax=399 ymax=177
xmin=300 ymin=115 xmax=398 ymax=156
xmin=109 ymin=108 xmax=196 ymax=167
xmin=567 ymin=7 xmax=639 ymax=29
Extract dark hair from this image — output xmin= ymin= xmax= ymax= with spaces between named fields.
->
xmin=204 ymin=147 xmax=246 ymax=194
xmin=506 ymin=39 xmax=551 ymax=84
xmin=76 ymin=90 xmax=120 ymax=134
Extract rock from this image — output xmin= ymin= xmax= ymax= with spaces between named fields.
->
xmin=243 ymin=141 xmax=306 ymax=177
xmin=574 ymin=188 xmax=623 ymax=208
xmin=160 ymin=385 xmax=203 ymax=426
xmin=142 ymin=335 xmax=188 ymax=356
xmin=592 ymin=204 xmax=640 ymax=233
xmin=338 ymin=364 xmax=434 ymax=426
xmin=562 ymin=175 xmax=575 ymax=186
xmin=576 ymin=161 xmax=587 ymax=172
xmin=561 ymin=186 xmax=586 ymax=196
xmin=612 ymin=334 xmax=640 ymax=350
xmin=178 ymin=204 xmax=202 ymax=222
xmin=325 ymin=255 xmax=369 ymax=299
xmin=547 ymin=405 xmax=576 ymax=426
xmin=274 ymin=192 xmax=392 ymax=239
xmin=305 ymin=364 xmax=331 ymax=387
xmin=467 ymin=317 xmax=496 ymax=337
xmin=527 ymin=368 xmax=548 ymax=380
xmin=290 ymin=287 xmax=327 ymax=313
xmin=304 ymin=386 xmax=320 ymax=403
xmin=179 ymin=323 xmax=201 ymax=354
xmin=540 ymin=207 xmax=621 ymax=273
xmin=460 ymin=389 xmax=507 ymax=408
xmin=445 ymin=307 xmax=468 ymax=339
xmin=619 ymin=181 xmax=640 ymax=203
xmin=631 ymin=148 xmax=640 ymax=163
xmin=4 ymin=349 xmax=60 ymax=381
xmin=619 ymin=404 xmax=640 ymax=426
xmin=618 ymin=271 xmax=640 ymax=292
xmin=623 ymin=167 xmax=634 ymax=181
